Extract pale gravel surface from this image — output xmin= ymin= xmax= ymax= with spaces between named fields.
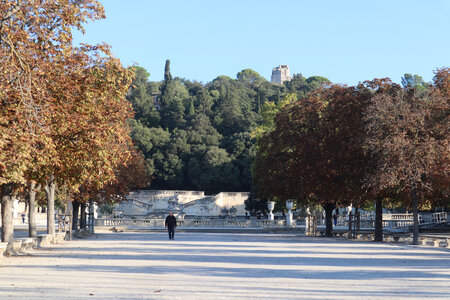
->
xmin=1 ymin=232 xmax=449 ymax=299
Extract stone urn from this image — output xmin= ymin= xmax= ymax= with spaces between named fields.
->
xmin=286 ymin=200 xmax=294 ymax=211
xmin=267 ymin=201 xmax=275 ymax=221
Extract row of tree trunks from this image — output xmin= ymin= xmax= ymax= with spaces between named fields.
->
xmin=326 ymin=199 xmax=384 ymax=242
xmin=1 ymin=182 xmax=91 ymax=251
xmin=71 ymin=199 xmax=88 ymax=235
xmin=330 ymin=197 xmax=418 ymax=244
xmin=1 ymin=181 xmax=54 ymax=249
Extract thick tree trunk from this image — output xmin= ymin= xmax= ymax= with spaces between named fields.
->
xmin=28 ymin=182 xmax=38 ymax=238
xmin=374 ymin=197 xmax=383 ymax=242
xmin=1 ymin=183 xmax=14 ymax=254
xmin=72 ymin=199 xmax=80 ymax=232
xmin=44 ymin=174 xmax=56 ymax=236
xmin=411 ymin=187 xmax=419 ymax=245
xmin=80 ymin=202 xmax=87 ymax=230
xmin=88 ymin=199 xmax=94 ymax=234
xmin=323 ymin=202 xmax=335 ymax=237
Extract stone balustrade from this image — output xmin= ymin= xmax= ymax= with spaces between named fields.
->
xmin=96 ymin=217 xmax=449 ymax=249
xmin=97 ymin=218 xmax=289 ymax=229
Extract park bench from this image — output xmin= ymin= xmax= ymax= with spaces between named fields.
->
xmin=11 ymin=240 xmax=23 ymax=255
xmin=347 ymin=229 xmax=373 ymax=241
xmin=109 ymin=226 xmax=124 ymax=233
xmin=320 ymin=229 xmax=347 ymax=237
xmin=419 ymin=235 xmax=450 ymax=248
xmin=357 ymin=233 xmax=374 ymax=241
xmin=18 ymin=238 xmax=35 ymax=254
xmin=56 ymin=231 xmax=66 ymax=242
xmin=0 ymin=241 xmax=22 ymax=256
xmin=36 ymin=234 xmax=52 ymax=248
xmin=328 ymin=228 xmax=347 ymax=237
xmin=384 ymin=233 xmax=411 ymax=243
xmin=332 ymin=231 xmax=346 ymax=238
xmin=78 ymin=228 xmax=91 ymax=237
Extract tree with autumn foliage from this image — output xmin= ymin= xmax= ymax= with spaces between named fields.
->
xmin=72 ymin=149 xmax=150 ymax=231
xmin=427 ymin=68 xmax=450 ymax=208
xmin=254 ymin=84 xmax=374 ymax=236
xmin=42 ymin=44 xmax=139 ymax=236
xmin=364 ymin=68 xmax=449 ymax=244
xmin=1 ymin=0 xmax=147 ymax=248
xmin=0 ymin=0 xmax=105 ymax=251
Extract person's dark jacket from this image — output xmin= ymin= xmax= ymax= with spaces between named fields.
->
xmin=165 ymin=215 xmax=177 ymax=229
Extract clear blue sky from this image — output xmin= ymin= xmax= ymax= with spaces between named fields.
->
xmin=73 ymin=0 xmax=450 ymax=85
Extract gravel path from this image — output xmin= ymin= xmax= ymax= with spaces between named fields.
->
xmin=1 ymin=232 xmax=449 ymax=299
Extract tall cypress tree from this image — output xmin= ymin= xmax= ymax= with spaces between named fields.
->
xmin=164 ymin=59 xmax=172 ymax=81
xmin=160 ymin=59 xmax=185 ymax=130
xmin=187 ymin=98 xmax=195 ymax=117
xmin=161 ymin=59 xmax=174 ymax=106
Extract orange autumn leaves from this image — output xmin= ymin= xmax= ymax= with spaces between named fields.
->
xmin=0 ymin=1 xmax=148 ymax=201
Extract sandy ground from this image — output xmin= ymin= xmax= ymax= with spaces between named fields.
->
xmin=0 ymin=232 xmax=449 ymax=299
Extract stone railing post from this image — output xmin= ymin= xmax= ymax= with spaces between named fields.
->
xmin=305 ymin=207 xmax=311 ymax=235
xmin=267 ymin=201 xmax=275 ymax=221
xmin=286 ymin=200 xmax=294 ymax=227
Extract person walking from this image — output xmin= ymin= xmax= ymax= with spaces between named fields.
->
xmin=334 ymin=209 xmax=339 ymax=227
xmin=165 ymin=211 xmax=177 ymax=240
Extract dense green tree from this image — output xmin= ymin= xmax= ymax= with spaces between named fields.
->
xmin=127 ymin=66 xmax=160 ymax=127
xmin=401 ymin=73 xmax=430 ymax=93
xmin=236 ymin=69 xmax=266 ymax=87
xmin=188 ymin=146 xmax=240 ymax=192
xmin=222 ymin=132 xmax=255 ymax=190
xmin=164 ymin=59 xmax=172 ymax=81
xmin=128 ymin=64 xmax=334 ymax=193
xmin=160 ymin=60 xmax=186 ymax=130
xmin=284 ymin=74 xmax=311 ymax=99
xmin=186 ymin=98 xmax=195 ymax=118
xmin=195 ymin=89 xmax=214 ymax=116
xmin=306 ymin=75 xmax=331 ymax=86
xmin=245 ymin=189 xmax=268 ymax=216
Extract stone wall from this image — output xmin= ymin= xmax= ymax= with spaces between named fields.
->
xmin=271 ymin=65 xmax=291 ymax=84
xmin=117 ymin=190 xmax=249 ymax=217
xmin=216 ymin=192 xmax=249 ymax=215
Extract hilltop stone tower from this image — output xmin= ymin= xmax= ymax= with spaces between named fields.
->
xmin=271 ymin=65 xmax=291 ymax=84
